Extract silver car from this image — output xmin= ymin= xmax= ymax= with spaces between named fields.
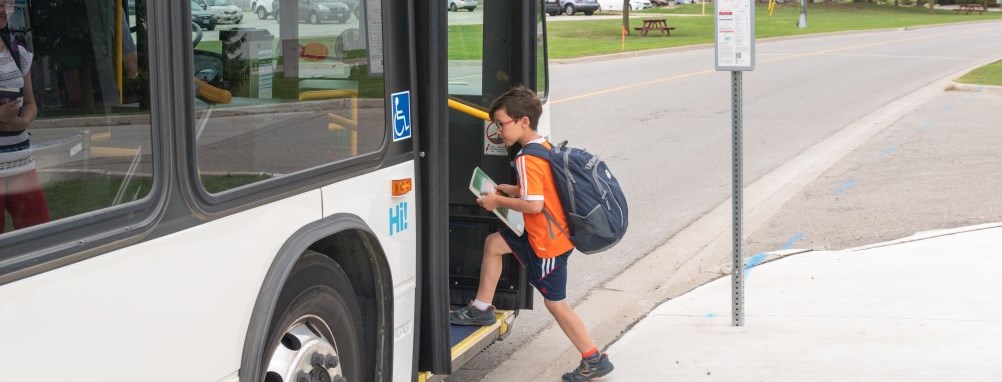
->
xmin=197 ymin=0 xmax=244 ymax=24
xmin=447 ymin=0 xmax=477 ymax=12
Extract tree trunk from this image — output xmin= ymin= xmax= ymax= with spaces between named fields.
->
xmin=622 ymin=0 xmax=630 ymax=35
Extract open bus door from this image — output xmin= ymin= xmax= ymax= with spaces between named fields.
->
xmin=415 ymin=0 xmax=548 ymax=378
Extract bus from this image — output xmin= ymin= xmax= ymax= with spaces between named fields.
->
xmin=0 ymin=0 xmax=550 ymax=381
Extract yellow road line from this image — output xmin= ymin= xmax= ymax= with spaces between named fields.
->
xmin=550 ymin=27 xmax=993 ymax=105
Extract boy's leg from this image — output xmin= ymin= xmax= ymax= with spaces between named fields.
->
xmin=474 ymin=232 xmax=513 ymax=304
xmin=449 ymin=231 xmax=513 ymax=326
xmin=544 ymin=299 xmax=596 ymax=354
xmin=536 ymin=253 xmax=614 ymax=381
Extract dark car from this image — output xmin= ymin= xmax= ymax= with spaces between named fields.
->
xmin=128 ymin=0 xmax=136 ymax=15
xmin=191 ymin=0 xmax=218 ymax=31
xmin=558 ymin=0 xmax=599 ymax=16
xmin=544 ymin=0 xmax=561 ymax=16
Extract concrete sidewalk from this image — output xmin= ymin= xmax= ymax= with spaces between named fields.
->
xmin=604 ymin=224 xmax=1002 ymax=381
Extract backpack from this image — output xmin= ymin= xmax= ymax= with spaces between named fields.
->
xmin=520 ymin=141 xmax=628 ymax=254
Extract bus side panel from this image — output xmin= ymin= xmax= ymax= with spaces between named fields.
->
xmin=0 ymin=191 xmax=322 ymax=381
xmin=321 ymin=161 xmax=418 ymax=382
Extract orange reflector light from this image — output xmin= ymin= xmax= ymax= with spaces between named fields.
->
xmin=392 ymin=178 xmax=413 ymax=196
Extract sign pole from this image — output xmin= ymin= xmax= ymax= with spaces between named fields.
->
xmin=730 ymin=70 xmax=744 ymax=327
xmin=714 ymin=0 xmax=754 ymax=327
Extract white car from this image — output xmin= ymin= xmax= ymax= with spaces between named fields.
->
xmin=447 ymin=0 xmax=477 ymax=12
xmin=251 ymin=0 xmax=276 ymax=19
xmin=197 ymin=0 xmax=244 ymax=24
xmin=598 ymin=0 xmax=653 ymax=10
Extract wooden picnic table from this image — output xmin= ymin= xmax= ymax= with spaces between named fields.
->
xmin=955 ymin=3 xmax=987 ymax=14
xmin=634 ymin=18 xmax=676 ymax=37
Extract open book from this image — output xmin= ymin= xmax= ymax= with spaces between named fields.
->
xmin=470 ymin=167 xmax=525 ymax=236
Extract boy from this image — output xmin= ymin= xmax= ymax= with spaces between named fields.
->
xmin=449 ymin=86 xmax=614 ymax=381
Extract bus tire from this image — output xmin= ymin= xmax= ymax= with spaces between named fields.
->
xmin=263 ymin=252 xmax=364 ymax=382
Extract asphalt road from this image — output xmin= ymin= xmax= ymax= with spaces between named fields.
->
xmin=449 ymin=20 xmax=1002 ymax=381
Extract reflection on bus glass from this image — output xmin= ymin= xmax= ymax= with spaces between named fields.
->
xmin=192 ymin=0 xmax=386 ymax=194
xmin=1 ymin=0 xmax=152 ymax=235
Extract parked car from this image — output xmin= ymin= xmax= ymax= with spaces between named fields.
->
xmin=196 ymin=0 xmax=243 ymax=24
xmin=598 ymin=0 xmax=653 ymax=11
xmin=544 ymin=0 xmax=561 ymax=16
xmin=275 ymin=0 xmax=352 ymax=24
xmin=191 ymin=0 xmax=219 ymax=31
xmin=127 ymin=0 xmax=136 ymax=15
xmin=251 ymin=0 xmax=276 ymax=19
xmin=447 ymin=0 xmax=477 ymax=12
xmin=559 ymin=0 xmax=599 ymax=16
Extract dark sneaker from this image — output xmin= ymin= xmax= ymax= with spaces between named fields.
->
xmin=562 ymin=353 xmax=614 ymax=381
xmin=449 ymin=303 xmax=496 ymax=326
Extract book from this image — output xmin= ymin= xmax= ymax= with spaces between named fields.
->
xmin=469 ymin=166 xmax=525 ymax=237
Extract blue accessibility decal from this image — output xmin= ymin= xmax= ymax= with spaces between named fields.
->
xmin=391 ymin=91 xmax=412 ymax=142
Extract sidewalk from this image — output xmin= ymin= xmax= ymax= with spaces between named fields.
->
xmin=604 ymin=224 xmax=1002 ymax=381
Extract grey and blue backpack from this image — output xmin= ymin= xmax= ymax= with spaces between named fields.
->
xmin=520 ymin=141 xmax=628 ymax=254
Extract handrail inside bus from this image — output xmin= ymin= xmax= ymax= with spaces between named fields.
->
xmin=447 ymin=96 xmax=490 ymax=122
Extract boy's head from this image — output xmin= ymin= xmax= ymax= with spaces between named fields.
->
xmin=489 ymin=85 xmax=542 ymax=146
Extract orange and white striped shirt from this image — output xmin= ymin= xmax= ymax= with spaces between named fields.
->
xmin=515 ymin=138 xmax=574 ymax=259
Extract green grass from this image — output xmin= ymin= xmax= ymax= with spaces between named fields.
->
xmin=956 ymin=59 xmax=1002 ymax=86
xmin=546 ymin=3 xmax=1002 ymax=59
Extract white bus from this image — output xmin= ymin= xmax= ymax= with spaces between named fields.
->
xmin=0 ymin=0 xmax=550 ymax=381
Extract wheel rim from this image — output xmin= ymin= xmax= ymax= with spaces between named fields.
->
xmin=450 ymin=3 xmax=457 ymax=11
xmin=565 ymin=4 xmax=574 ymax=14
xmin=266 ymin=314 xmax=346 ymax=382
xmin=310 ymin=13 xmax=318 ymax=23
xmin=258 ymin=7 xmax=267 ymax=19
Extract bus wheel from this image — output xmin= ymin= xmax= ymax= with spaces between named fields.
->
xmin=264 ymin=253 xmax=363 ymax=382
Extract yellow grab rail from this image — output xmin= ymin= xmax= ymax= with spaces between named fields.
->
xmin=447 ymin=97 xmax=490 ymax=122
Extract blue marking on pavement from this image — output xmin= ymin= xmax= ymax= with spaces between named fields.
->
xmin=920 ymin=122 xmax=932 ymax=132
xmin=836 ymin=178 xmax=855 ymax=195
xmin=742 ymin=253 xmax=768 ymax=279
xmin=706 ymin=313 xmax=717 ymax=318
xmin=879 ymin=145 xmax=898 ymax=158
xmin=783 ymin=232 xmax=805 ymax=250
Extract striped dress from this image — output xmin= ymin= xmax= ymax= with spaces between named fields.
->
xmin=0 ymin=43 xmax=33 ymax=178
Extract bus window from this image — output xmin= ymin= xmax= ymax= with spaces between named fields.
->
xmin=190 ymin=0 xmax=385 ymax=194
xmin=1 ymin=0 xmax=153 ymax=235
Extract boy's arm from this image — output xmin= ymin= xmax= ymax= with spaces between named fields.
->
xmin=477 ymin=192 xmax=543 ymax=214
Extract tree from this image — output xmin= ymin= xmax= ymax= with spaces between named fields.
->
xmin=622 ymin=0 xmax=631 ymax=35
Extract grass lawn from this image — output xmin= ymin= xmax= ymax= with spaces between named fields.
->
xmin=546 ymin=3 xmax=1002 ymax=59
xmin=956 ymin=60 xmax=1002 ymax=86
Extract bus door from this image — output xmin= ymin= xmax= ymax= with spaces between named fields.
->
xmin=415 ymin=0 xmax=548 ymax=376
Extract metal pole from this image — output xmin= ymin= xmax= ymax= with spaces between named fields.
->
xmin=731 ymin=71 xmax=744 ymax=327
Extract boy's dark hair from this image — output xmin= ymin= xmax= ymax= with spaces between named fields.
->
xmin=489 ymin=85 xmax=542 ymax=131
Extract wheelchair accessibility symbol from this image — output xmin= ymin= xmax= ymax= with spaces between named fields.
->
xmin=391 ymin=91 xmax=412 ymax=142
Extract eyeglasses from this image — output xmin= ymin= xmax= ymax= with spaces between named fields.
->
xmin=489 ymin=118 xmax=517 ymax=132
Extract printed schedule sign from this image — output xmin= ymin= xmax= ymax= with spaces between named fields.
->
xmin=715 ymin=0 xmax=755 ymax=71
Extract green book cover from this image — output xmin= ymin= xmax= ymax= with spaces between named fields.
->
xmin=469 ymin=167 xmax=525 ymax=236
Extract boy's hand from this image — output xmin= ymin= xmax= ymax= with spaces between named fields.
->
xmin=495 ymin=184 xmax=518 ymax=198
xmin=476 ymin=191 xmax=502 ymax=211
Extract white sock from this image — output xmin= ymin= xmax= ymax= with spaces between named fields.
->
xmin=472 ymin=299 xmax=491 ymax=311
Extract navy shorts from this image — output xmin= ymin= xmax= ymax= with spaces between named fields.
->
xmin=499 ymin=228 xmax=572 ymax=302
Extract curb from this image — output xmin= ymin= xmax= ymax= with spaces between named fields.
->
xmin=948 ymin=81 xmax=1002 ymax=94
xmin=847 ymin=222 xmax=1002 ymax=252
xmin=550 ymin=19 xmax=1002 ymax=65
xmin=32 ymin=98 xmax=382 ymax=129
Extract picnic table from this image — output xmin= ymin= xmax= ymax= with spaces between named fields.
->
xmin=634 ymin=18 xmax=675 ymax=37
xmin=955 ymin=3 xmax=987 ymax=14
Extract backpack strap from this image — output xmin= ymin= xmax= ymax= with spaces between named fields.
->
xmin=519 ymin=141 xmax=550 ymax=160
xmin=541 ymin=209 xmax=571 ymax=240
